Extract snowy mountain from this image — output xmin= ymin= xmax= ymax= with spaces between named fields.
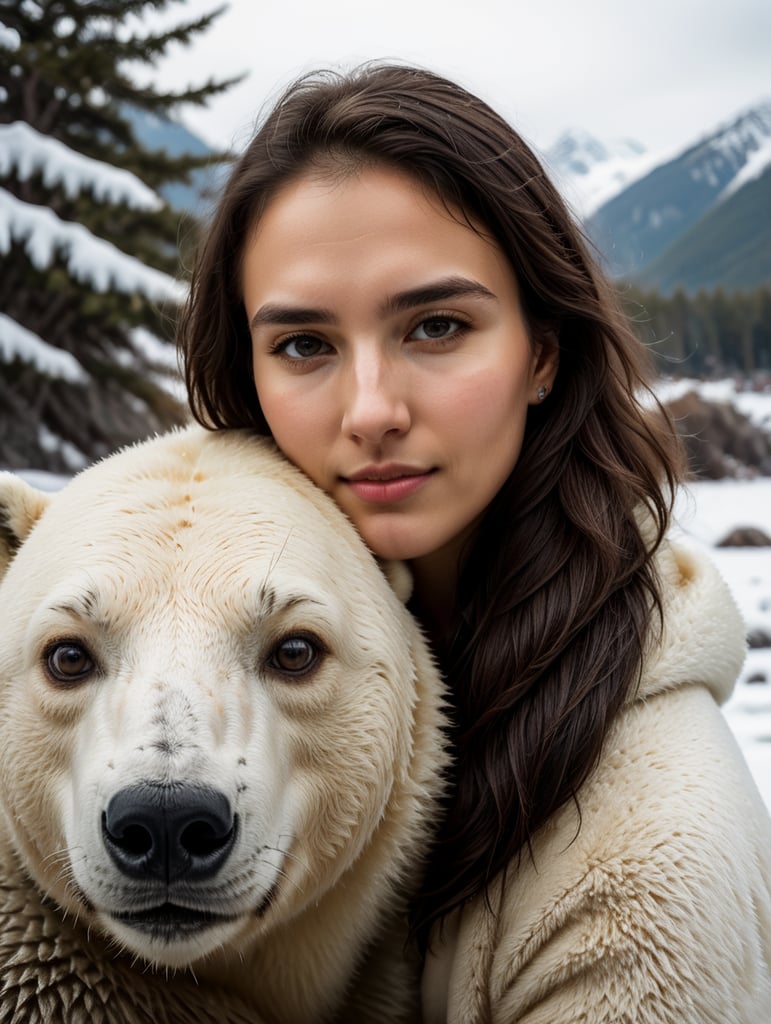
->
xmin=634 ymin=162 xmax=771 ymax=293
xmin=544 ymin=129 xmax=664 ymax=219
xmin=586 ymin=100 xmax=771 ymax=290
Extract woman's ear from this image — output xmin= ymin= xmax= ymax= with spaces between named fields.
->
xmin=529 ymin=332 xmax=560 ymax=405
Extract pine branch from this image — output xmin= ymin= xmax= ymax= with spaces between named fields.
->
xmin=111 ymin=72 xmax=248 ymax=112
xmin=96 ymin=6 xmax=230 ymax=68
xmin=0 ymin=0 xmax=239 ymax=469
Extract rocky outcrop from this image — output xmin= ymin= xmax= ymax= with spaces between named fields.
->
xmin=664 ymin=391 xmax=771 ymax=479
xmin=717 ymin=527 xmax=771 ymax=547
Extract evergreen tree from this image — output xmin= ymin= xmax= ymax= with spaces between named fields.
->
xmin=0 ymin=0 xmax=240 ymax=471
xmin=625 ymin=285 xmax=771 ymax=380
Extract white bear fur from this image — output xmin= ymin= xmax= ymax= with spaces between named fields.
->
xmin=0 ymin=427 xmax=447 ymax=1024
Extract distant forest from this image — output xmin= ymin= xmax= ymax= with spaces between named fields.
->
xmin=623 ymin=286 xmax=771 ymax=379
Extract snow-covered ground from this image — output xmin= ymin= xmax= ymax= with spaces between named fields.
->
xmin=654 ymin=376 xmax=771 ymax=810
xmin=674 ymin=477 xmax=771 ymax=813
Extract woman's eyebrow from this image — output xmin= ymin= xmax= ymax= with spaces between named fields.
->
xmin=250 ymin=304 xmax=337 ymax=329
xmin=249 ymin=276 xmax=496 ymax=331
xmin=381 ymin=277 xmax=496 ymax=316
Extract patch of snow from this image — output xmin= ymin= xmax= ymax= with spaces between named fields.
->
xmin=53 ymin=15 xmax=76 ymax=38
xmin=0 ymin=122 xmax=163 ymax=211
xmin=655 ymin=467 xmax=769 ymax=814
xmin=701 ymin=158 xmax=721 ymax=188
xmin=0 ymin=187 xmax=186 ymax=302
xmin=706 ymin=101 xmax=771 ymax=167
xmin=107 ymin=329 xmax=184 ymax=400
xmin=126 ymin=327 xmax=184 ymax=399
xmin=0 ymin=22 xmax=20 ymax=50
xmin=674 ymin=476 xmax=771 ymax=546
xmin=675 ymin=100 xmax=771 ymax=204
xmin=87 ymin=87 xmax=108 ymax=108
xmin=12 ymin=468 xmax=72 ymax=492
xmin=546 ymin=130 xmax=645 ymax=176
xmin=37 ymin=424 xmax=87 ymax=471
xmin=719 ymin=134 xmax=771 ymax=200
xmin=646 ymin=205 xmax=681 ymax=231
xmin=125 ymin=393 xmax=149 ymax=415
xmin=129 ymin=326 xmax=179 ymax=370
xmin=567 ymin=149 xmax=666 ymax=219
xmin=544 ymin=129 xmax=682 ymax=219
xmin=0 ymin=312 xmax=88 ymax=383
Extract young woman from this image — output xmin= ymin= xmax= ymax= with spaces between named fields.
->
xmin=178 ymin=64 xmax=771 ymax=1023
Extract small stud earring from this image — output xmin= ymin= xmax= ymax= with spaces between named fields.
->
xmin=537 ymin=385 xmax=548 ymax=402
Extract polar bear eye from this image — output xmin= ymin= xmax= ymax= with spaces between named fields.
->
xmin=268 ymin=633 xmax=323 ymax=677
xmin=44 ymin=641 xmax=95 ymax=685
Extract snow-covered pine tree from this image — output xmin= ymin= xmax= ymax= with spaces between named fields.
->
xmin=0 ymin=0 xmax=240 ymax=472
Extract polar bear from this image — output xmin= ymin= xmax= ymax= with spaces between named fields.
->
xmin=0 ymin=427 xmax=446 ymax=1024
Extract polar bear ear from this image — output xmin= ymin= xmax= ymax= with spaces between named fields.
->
xmin=377 ymin=560 xmax=414 ymax=604
xmin=0 ymin=473 xmax=51 ymax=579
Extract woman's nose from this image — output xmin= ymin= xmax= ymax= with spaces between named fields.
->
xmin=341 ymin=356 xmax=411 ymax=444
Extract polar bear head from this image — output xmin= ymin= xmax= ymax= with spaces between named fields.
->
xmin=0 ymin=427 xmax=445 ymax=986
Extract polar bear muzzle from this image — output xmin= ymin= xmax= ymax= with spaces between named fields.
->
xmin=103 ymin=783 xmax=238 ymax=885
xmin=101 ymin=782 xmax=244 ymax=945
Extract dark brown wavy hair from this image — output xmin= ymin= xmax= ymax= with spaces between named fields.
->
xmin=177 ymin=63 xmax=683 ymax=946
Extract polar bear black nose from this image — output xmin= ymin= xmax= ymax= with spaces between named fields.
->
xmin=102 ymin=784 xmax=237 ymax=883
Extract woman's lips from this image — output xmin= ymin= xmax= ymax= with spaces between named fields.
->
xmin=343 ymin=468 xmax=435 ymax=504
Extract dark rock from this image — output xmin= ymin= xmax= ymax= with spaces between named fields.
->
xmin=718 ymin=527 xmax=771 ymax=548
xmin=746 ymin=671 xmax=768 ymax=684
xmin=747 ymin=628 xmax=771 ymax=649
xmin=664 ymin=390 xmax=771 ymax=480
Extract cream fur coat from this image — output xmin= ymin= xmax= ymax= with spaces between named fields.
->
xmin=422 ymin=540 xmax=771 ymax=1024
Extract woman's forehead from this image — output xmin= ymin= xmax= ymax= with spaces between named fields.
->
xmin=242 ymin=164 xmax=514 ymax=304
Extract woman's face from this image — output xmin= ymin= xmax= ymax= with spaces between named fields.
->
xmin=243 ymin=164 xmax=557 ymax=565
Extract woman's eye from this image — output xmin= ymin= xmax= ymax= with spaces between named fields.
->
xmin=45 ymin=641 xmax=96 ymax=685
xmin=280 ymin=335 xmax=332 ymax=359
xmin=268 ymin=634 xmax=324 ymax=678
xmin=409 ymin=317 xmax=465 ymax=341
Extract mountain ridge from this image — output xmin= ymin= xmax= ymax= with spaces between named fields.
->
xmin=583 ymin=98 xmax=771 ymax=292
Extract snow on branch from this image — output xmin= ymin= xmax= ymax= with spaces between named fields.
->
xmin=0 ymin=121 xmax=164 ymax=211
xmin=0 ymin=311 xmax=88 ymax=383
xmin=127 ymin=326 xmax=185 ymax=400
xmin=0 ymin=22 xmax=21 ymax=51
xmin=129 ymin=326 xmax=180 ymax=370
xmin=0 ymin=188 xmax=186 ymax=302
xmin=38 ymin=422 xmax=88 ymax=472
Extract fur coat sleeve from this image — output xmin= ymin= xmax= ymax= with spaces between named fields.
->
xmin=423 ymin=541 xmax=771 ymax=1024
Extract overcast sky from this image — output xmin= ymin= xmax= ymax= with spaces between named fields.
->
xmin=144 ymin=0 xmax=771 ymax=160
